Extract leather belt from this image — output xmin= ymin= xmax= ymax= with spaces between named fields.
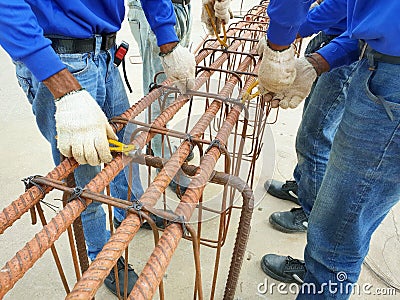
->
xmin=172 ymin=0 xmax=190 ymax=5
xmin=47 ymin=33 xmax=116 ymax=54
xmin=359 ymin=40 xmax=400 ymax=65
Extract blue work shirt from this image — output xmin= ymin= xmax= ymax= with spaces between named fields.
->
xmin=267 ymin=0 xmax=400 ymax=69
xmin=0 ymin=0 xmax=178 ymax=81
xmin=298 ymin=0 xmax=347 ymax=38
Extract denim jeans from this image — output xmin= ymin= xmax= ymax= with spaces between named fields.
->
xmin=127 ymin=0 xmax=192 ymax=158
xmin=297 ymin=58 xmax=400 ymax=299
xmin=292 ymin=32 xmax=355 ymax=217
xmin=15 ymin=36 xmax=144 ymax=260
xmin=293 ymin=64 xmax=356 ymax=216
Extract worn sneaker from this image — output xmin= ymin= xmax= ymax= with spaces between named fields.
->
xmin=260 ymin=254 xmax=306 ymax=284
xmin=113 ymin=213 xmax=167 ymax=230
xmin=269 ymin=207 xmax=308 ymax=233
xmin=104 ymin=257 xmax=139 ymax=297
xmin=264 ymin=180 xmax=300 ymax=205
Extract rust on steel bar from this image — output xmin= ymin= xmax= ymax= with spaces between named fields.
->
xmin=0 ymin=64 xmax=200 ymax=297
xmin=0 ymin=2 xmax=271 ymax=298
xmin=133 ymin=154 xmax=255 ymax=300
xmin=43 ymin=23 xmax=254 ymax=299
xmin=0 ymin=158 xmax=78 ymax=234
xmin=67 ymin=39 xmax=258 ymax=298
xmin=0 ymin=73 xmax=177 ymax=236
xmin=128 ymin=50 xmax=259 ymax=299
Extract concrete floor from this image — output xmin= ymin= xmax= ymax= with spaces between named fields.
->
xmin=0 ymin=1 xmax=399 ymax=299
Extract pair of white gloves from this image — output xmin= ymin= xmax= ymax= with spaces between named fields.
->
xmin=201 ymin=0 xmax=231 ymax=34
xmin=56 ymin=44 xmax=196 ymax=166
xmin=257 ymin=36 xmax=318 ymax=109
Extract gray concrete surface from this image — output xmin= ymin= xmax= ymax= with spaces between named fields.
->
xmin=0 ymin=0 xmax=399 ymax=299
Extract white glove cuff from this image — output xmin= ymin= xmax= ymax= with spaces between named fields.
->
xmin=263 ymin=43 xmax=296 ymax=63
xmin=54 ymin=88 xmax=84 ymax=102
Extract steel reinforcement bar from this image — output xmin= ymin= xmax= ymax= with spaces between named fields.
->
xmin=0 ymin=14 xmax=266 ymax=298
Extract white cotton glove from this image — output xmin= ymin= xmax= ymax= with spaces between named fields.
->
xmin=55 ymin=89 xmax=118 ymax=166
xmin=256 ymin=35 xmax=268 ymax=56
xmin=278 ymin=57 xmax=318 ymax=109
xmin=257 ymin=37 xmax=296 ymax=95
xmin=201 ymin=0 xmax=231 ymax=35
xmin=161 ymin=44 xmax=196 ymax=94
xmin=214 ymin=0 xmax=231 ymax=24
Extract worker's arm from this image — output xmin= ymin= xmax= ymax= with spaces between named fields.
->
xmin=267 ymin=0 xmax=313 ymax=49
xmin=316 ymin=32 xmax=359 ymax=70
xmin=139 ymin=0 xmax=179 ymax=46
xmin=0 ymin=1 xmax=65 ymax=81
xmin=0 ymin=1 xmax=118 ymax=166
xmin=140 ymin=0 xmax=196 ymax=93
xmin=298 ymin=0 xmax=347 ymax=38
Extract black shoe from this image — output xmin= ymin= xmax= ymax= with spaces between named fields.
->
xmin=269 ymin=207 xmax=308 ymax=233
xmin=113 ymin=213 xmax=167 ymax=230
xmin=104 ymin=257 xmax=139 ymax=297
xmin=264 ymin=180 xmax=300 ymax=205
xmin=260 ymin=254 xmax=306 ymax=284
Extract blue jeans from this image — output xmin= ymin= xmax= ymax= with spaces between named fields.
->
xmin=293 ymin=64 xmax=356 ymax=216
xmin=292 ymin=32 xmax=355 ymax=217
xmin=15 ymin=35 xmax=144 ymax=260
xmin=127 ymin=0 xmax=192 ymax=158
xmin=297 ymin=58 xmax=400 ymax=299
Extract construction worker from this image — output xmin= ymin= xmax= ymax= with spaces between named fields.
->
xmin=257 ymin=0 xmax=400 ymax=298
xmin=0 ymin=0 xmax=195 ymax=296
xmin=264 ymin=0 xmax=349 ymax=234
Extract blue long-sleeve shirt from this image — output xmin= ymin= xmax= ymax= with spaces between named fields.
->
xmin=0 ymin=0 xmax=178 ymax=81
xmin=298 ymin=0 xmax=347 ymax=38
xmin=267 ymin=0 xmax=400 ymax=69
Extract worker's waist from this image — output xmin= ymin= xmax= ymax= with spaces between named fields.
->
xmin=172 ymin=0 xmax=190 ymax=5
xmin=46 ymin=33 xmax=116 ymax=54
xmin=359 ymin=40 xmax=400 ymax=65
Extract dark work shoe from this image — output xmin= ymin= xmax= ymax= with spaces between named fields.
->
xmin=104 ymin=257 xmax=139 ymax=297
xmin=113 ymin=213 xmax=167 ymax=231
xmin=264 ymin=180 xmax=300 ymax=205
xmin=269 ymin=207 xmax=308 ymax=233
xmin=260 ymin=254 xmax=306 ymax=284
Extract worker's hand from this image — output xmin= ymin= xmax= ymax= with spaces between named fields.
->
xmin=278 ymin=57 xmax=318 ymax=109
xmin=161 ymin=44 xmax=196 ymax=94
xmin=201 ymin=0 xmax=231 ymax=35
xmin=55 ymin=89 xmax=118 ymax=166
xmin=256 ymin=35 xmax=268 ymax=55
xmin=214 ymin=0 xmax=231 ymax=24
xmin=257 ymin=37 xmax=296 ymax=95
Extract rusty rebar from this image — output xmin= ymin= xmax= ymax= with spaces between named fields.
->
xmin=128 ymin=49 xmax=260 ymax=300
xmin=1 ymin=3 xmax=272 ymax=298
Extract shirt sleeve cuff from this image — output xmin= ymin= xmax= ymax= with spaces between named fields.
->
xmin=153 ymin=25 xmax=179 ymax=47
xmin=317 ymin=40 xmax=358 ymax=69
xmin=22 ymin=46 xmax=66 ymax=81
xmin=267 ymin=19 xmax=298 ymax=46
